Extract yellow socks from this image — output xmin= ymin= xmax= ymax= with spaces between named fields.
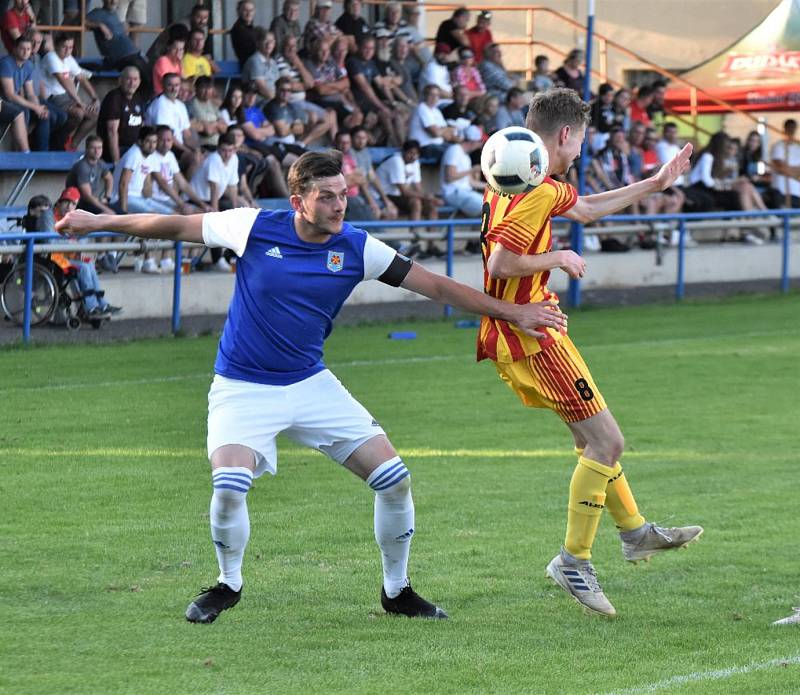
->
xmin=565 ymin=456 xmax=611 ymax=560
xmin=605 ymin=461 xmax=645 ymax=531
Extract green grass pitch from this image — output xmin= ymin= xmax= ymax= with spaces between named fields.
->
xmin=1 ymin=293 xmax=799 ymax=694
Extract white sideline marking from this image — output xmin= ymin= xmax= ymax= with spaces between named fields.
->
xmin=603 ymin=655 xmax=800 ymax=695
xmin=10 ymin=327 xmax=800 ymax=394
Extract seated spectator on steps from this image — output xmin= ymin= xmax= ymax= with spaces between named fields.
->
xmin=439 ymin=124 xmax=485 ymax=219
xmin=479 ymin=43 xmax=515 ymax=99
xmin=0 ymin=35 xmax=54 ymax=151
xmin=226 ymin=123 xmax=291 ymax=199
xmin=554 ymin=48 xmax=585 ymax=94
xmin=229 ymin=0 xmax=258 ymax=66
xmin=42 ymin=32 xmax=100 ymax=151
xmin=111 ymin=126 xmax=173 ymax=216
xmin=145 ymin=72 xmax=204 ymax=178
xmin=335 ymin=129 xmax=376 ymax=222
xmin=434 ymin=6 xmax=470 ymax=59
xmin=471 ymin=93 xmax=501 ymax=136
xmin=770 ymin=118 xmax=800 ymax=209
xmin=335 ymin=0 xmax=371 ymax=53
xmin=149 ymin=125 xmax=210 ymax=216
xmin=466 ymin=10 xmax=493 ymax=63
xmin=153 ymin=35 xmax=185 ymax=96
xmin=265 ymin=75 xmax=334 ymax=147
xmin=183 ymin=28 xmax=218 ymax=81
xmin=1 ymin=0 xmax=36 ymax=55
xmin=98 ymin=66 xmax=146 ymax=165
xmin=490 ymin=86 xmax=526 ymax=131
xmin=530 ymin=54 xmax=553 ymax=92
xmin=441 ymin=84 xmax=476 ymax=134
xmin=302 ymin=0 xmax=339 ymax=55
xmin=452 ymin=47 xmax=486 ymax=101
xmin=147 ymin=4 xmax=211 ymax=65
xmin=270 ymin=0 xmax=301 ymax=53
xmin=241 ymin=28 xmax=280 ymax=102
xmin=419 ymin=43 xmax=454 ymax=99
xmin=0 ymin=62 xmax=30 ymax=151
xmin=350 ymin=124 xmax=398 ymax=220
xmin=188 ymin=75 xmax=228 ymax=150
xmin=304 ymin=37 xmax=363 ymax=132
xmin=388 ymin=35 xmax=418 ymax=106
xmin=409 ymin=84 xmax=462 ymax=161
xmin=65 ymin=135 xmax=116 ymax=215
xmin=629 ymin=84 xmax=654 ymax=127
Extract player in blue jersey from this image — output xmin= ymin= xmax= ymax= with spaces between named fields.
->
xmin=56 ymin=150 xmax=567 ymax=624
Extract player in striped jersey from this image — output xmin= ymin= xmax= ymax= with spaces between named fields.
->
xmin=479 ymin=88 xmax=703 ymax=617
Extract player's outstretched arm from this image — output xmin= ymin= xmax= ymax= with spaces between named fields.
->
xmin=55 ymin=209 xmax=205 ymax=243
xmin=400 ymin=262 xmax=567 ymax=338
xmin=566 ymin=143 xmax=693 ymax=224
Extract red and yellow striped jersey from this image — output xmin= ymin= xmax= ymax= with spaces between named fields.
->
xmin=477 ymin=177 xmax=577 ymax=363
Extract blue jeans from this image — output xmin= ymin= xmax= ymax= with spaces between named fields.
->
xmin=443 ymin=187 xmax=484 ymax=217
xmin=72 ymin=260 xmax=107 ymax=312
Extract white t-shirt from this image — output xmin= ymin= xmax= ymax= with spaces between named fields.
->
xmin=376 ymin=153 xmax=421 ymax=197
xmin=111 ymin=144 xmax=154 ymax=202
xmin=656 ymin=139 xmax=684 ymax=186
xmin=146 ymin=95 xmax=190 ymax=144
xmin=191 ymin=151 xmax=239 ymax=202
xmin=149 ymin=149 xmax=181 ymax=202
xmin=41 ymin=51 xmax=87 ymax=98
xmin=202 ymin=208 xmax=397 ymax=276
xmin=688 ymin=152 xmax=715 ymax=189
xmin=419 ymin=61 xmax=452 ymax=95
xmin=409 ymin=102 xmax=447 ymax=147
xmin=770 ymin=139 xmax=800 ymax=198
xmin=440 ymin=143 xmax=472 ymax=197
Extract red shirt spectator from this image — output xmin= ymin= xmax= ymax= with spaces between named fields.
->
xmin=153 ymin=38 xmax=185 ymax=95
xmin=629 ymin=85 xmax=655 ymax=126
xmin=465 ymin=10 xmax=493 ymax=63
xmin=1 ymin=0 xmax=35 ymax=54
xmin=341 ymin=149 xmax=360 ymax=197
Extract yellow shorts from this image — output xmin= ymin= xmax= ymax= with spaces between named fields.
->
xmin=494 ymin=335 xmax=607 ymax=423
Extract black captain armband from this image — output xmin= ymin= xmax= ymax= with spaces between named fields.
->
xmin=378 ymin=253 xmax=413 ymax=287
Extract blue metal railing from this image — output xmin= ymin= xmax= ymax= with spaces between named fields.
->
xmin=3 ymin=207 xmax=798 ymax=344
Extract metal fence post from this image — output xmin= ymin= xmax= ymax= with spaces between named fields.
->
xmin=172 ymin=240 xmax=183 ymax=334
xmin=675 ymin=219 xmax=686 ymax=301
xmin=22 ymin=237 xmax=35 ymax=345
xmin=444 ymin=223 xmax=454 ymax=317
xmin=781 ymin=213 xmax=791 ymax=294
xmin=568 ymin=221 xmax=583 ymax=307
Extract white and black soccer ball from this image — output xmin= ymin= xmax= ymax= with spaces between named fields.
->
xmin=480 ymin=126 xmax=549 ymax=195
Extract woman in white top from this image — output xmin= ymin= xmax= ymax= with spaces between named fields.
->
xmin=42 ymin=32 xmax=100 ymax=151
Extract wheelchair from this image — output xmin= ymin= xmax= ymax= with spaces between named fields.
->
xmin=0 ymin=256 xmax=108 ymax=331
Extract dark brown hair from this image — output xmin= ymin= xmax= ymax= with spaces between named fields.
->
xmin=525 ymin=87 xmax=590 ymax=137
xmin=287 ymin=150 xmax=343 ymax=196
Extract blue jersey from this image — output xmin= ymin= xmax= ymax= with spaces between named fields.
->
xmin=203 ymin=208 xmax=397 ymax=386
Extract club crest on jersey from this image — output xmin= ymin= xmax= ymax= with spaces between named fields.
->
xmin=326 ymin=250 xmax=344 ymax=272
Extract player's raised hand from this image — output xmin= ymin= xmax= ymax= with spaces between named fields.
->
xmin=55 ymin=209 xmax=100 ymax=237
xmin=514 ymin=300 xmax=568 ymax=338
xmin=654 ymin=143 xmax=693 ymax=191
xmin=557 ymin=249 xmax=586 ymax=279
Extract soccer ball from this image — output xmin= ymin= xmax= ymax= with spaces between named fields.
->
xmin=480 ymin=126 xmax=549 ymax=195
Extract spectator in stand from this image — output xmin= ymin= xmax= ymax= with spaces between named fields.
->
xmin=647 ymin=78 xmax=667 ymax=126
xmin=491 ymin=86 xmax=525 ymax=131
xmin=110 ymin=125 xmax=171 ymax=218
xmin=442 ymin=84 xmax=475 ymax=134
xmin=147 ymin=4 xmax=211 ymax=65
xmin=626 ymin=120 xmax=647 ymax=180
xmin=554 ymin=48 xmax=584 ymax=94
xmin=304 ymin=37 xmax=363 ymax=132
xmin=188 ymin=75 xmax=227 ymax=149
xmin=419 ymin=43 xmax=453 ymax=99
xmin=346 ymin=35 xmax=403 ymax=146
xmin=530 ymin=54 xmax=554 ymax=92
xmin=149 ymin=124 xmax=209 ymax=216
xmin=218 ymin=82 xmax=242 ymax=127
xmin=0 ymin=35 xmax=52 ymax=151
xmin=225 ymin=127 xmax=260 ymax=208
xmin=629 ymin=84 xmax=654 ymax=127
xmin=740 ymin=131 xmax=766 ymax=184
xmin=435 ymin=6 xmax=470 ymax=58
xmin=1 ymin=0 xmax=36 ymax=54
xmin=592 ymin=127 xmax=634 ymax=193
xmin=226 ymin=122 xmax=289 ymax=199
xmin=452 ymin=47 xmax=485 ymax=101
xmin=65 ymin=134 xmax=115 ymax=215
xmin=242 ymin=28 xmax=279 ymax=102
xmin=183 ymin=28 xmax=217 ymax=80
xmin=770 ymin=118 xmax=800 ymax=208
xmin=656 ymin=121 xmax=710 ymax=215
xmin=335 ymin=129 xmax=376 ymax=221
xmin=373 ymin=1 xmax=401 ymax=39
xmin=266 ymin=75 xmax=334 ymax=147
xmin=115 ymin=0 xmax=146 ymax=47
xmin=590 ymin=83 xmax=617 ymax=135
xmin=25 ymin=29 xmax=70 ymax=149
xmin=350 ymin=124 xmax=398 ymax=220
xmin=42 ymin=32 xmax=99 ymax=152
xmin=376 ymin=139 xmax=444 ymax=257
xmin=275 ymin=33 xmax=336 ymax=138
xmin=372 ymin=29 xmax=413 ymax=120
xmin=85 ymin=0 xmax=150 ymax=94
xmin=612 ymin=87 xmax=631 ymax=132
xmin=238 ymin=80 xmax=277 ymax=152
xmin=0 ymin=79 xmax=29 ymax=151
xmin=396 ymin=4 xmax=430 ymax=84
xmin=270 ymin=0 xmax=301 ymax=53
xmin=466 ymin=10 xmax=493 ymax=63
xmin=152 ymin=35 xmax=185 ymax=96
xmin=302 ymin=0 xmax=338 ymax=55
xmin=335 ymin=0 xmax=371 ymax=53
xmin=409 ymin=84 xmax=461 ymax=161
xmin=439 ymin=124 xmax=484 ymax=220
xmin=388 ymin=36 xmax=418 ymax=106
xmin=229 ymin=0 xmax=258 ymax=66
xmin=479 ymin=43 xmax=515 ymax=100
xmin=471 ymin=93 xmax=500 ymax=136
xmin=98 ymin=65 xmax=145 ymax=163
xmin=145 ymin=72 xmax=203 ymax=178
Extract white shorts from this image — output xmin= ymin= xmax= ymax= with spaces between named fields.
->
xmin=207 ymin=370 xmax=385 ymax=478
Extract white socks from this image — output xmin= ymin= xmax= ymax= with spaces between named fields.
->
xmin=209 ymin=467 xmax=253 ymax=592
xmin=367 ymin=457 xmax=414 ymax=598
